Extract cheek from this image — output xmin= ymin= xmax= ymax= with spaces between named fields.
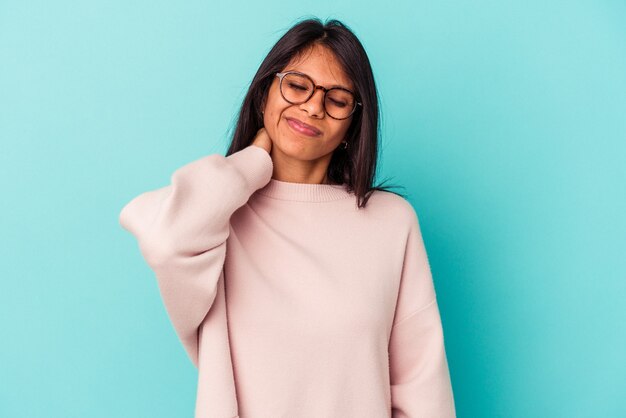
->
xmin=263 ymin=107 xmax=283 ymax=133
xmin=326 ymin=122 xmax=351 ymax=144
xmin=263 ymin=95 xmax=284 ymax=124
xmin=262 ymin=109 xmax=286 ymax=145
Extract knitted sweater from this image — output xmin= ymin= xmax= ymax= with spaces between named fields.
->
xmin=119 ymin=144 xmax=456 ymax=418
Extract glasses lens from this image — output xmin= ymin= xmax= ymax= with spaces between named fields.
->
xmin=281 ymin=73 xmax=314 ymax=103
xmin=325 ymin=89 xmax=356 ymax=119
xmin=280 ymin=72 xmax=357 ymax=119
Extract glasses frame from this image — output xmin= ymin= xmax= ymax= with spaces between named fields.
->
xmin=275 ymin=71 xmax=362 ymax=120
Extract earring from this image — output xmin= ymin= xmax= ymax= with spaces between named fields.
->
xmin=341 ymin=140 xmax=348 ymax=149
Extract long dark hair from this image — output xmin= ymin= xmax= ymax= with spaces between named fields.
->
xmin=225 ymin=17 xmax=406 ymax=208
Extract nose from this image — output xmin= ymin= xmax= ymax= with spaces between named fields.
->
xmin=298 ymin=87 xmax=325 ymax=118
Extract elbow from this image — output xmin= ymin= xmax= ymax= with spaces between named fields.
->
xmin=118 ymin=200 xmax=135 ymax=233
xmin=139 ymin=238 xmax=177 ymax=270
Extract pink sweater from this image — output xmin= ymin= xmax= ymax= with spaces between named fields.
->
xmin=119 ymin=144 xmax=456 ymax=418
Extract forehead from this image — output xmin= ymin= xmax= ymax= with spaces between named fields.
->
xmin=283 ymin=45 xmax=354 ymax=91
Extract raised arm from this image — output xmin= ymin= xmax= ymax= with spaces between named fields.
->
xmin=388 ymin=205 xmax=456 ymax=417
xmin=119 ymin=144 xmax=273 ymax=367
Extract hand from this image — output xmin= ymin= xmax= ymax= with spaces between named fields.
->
xmin=252 ymin=127 xmax=273 ymax=154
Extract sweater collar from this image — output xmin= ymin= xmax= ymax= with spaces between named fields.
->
xmin=255 ymin=178 xmax=353 ymax=202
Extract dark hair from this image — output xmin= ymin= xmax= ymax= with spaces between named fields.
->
xmin=225 ymin=16 xmax=406 ymax=208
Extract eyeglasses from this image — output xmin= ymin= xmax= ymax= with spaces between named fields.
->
xmin=275 ymin=71 xmax=362 ymax=120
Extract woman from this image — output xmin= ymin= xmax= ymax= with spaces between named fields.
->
xmin=119 ymin=17 xmax=456 ymax=418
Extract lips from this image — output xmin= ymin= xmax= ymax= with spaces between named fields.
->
xmin=286 ymin=117 xmax=322 ymax=136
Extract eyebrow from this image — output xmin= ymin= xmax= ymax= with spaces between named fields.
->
xmin=286 ymin=69 xmax=353 ymax=91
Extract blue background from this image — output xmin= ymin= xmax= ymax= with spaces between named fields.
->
xmin=1 ymin=1 xmax=624 ymax=417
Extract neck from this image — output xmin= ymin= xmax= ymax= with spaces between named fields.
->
xmin=269 ymin=147 xmax=333 ymax=185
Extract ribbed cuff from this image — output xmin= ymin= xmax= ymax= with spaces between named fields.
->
xmin=226 ymin=144 xmax=274 ymax=191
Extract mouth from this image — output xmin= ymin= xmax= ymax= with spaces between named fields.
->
xmin=285 ymin=117 xmax=322 ymax=137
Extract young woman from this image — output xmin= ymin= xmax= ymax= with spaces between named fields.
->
xmin=120 ymin=17 xmax=456 ymax=418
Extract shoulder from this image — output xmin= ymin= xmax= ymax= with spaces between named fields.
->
xmin=364 ymin=188 xmax=420 ymax=229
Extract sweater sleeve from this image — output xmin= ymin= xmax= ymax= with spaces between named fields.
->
xmin=118 ymin=144 xmax=273 ymax=368
xmin=388 ymin=206 xmax=456 ymax=418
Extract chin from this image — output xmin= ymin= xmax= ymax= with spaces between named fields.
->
xmin=276 ymin=138 xmax=307 ymax=158
xmin=278 ymin=124 xmax=310 ymax=147
xmin=276 ymin=140 xmax=321 ymax=163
